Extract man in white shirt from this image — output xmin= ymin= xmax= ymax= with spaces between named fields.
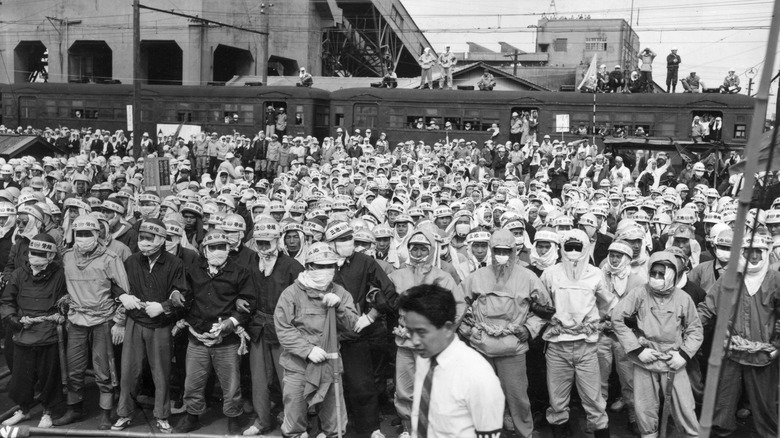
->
xmin=610 ymin=156 xmax=632 ymax=190
xmin=437 ymin=45 xmax=457 ymax=90
xmin=402 ymin=283 xmax=504 ymax=438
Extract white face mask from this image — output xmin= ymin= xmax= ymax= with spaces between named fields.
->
xmin=335 ymin=240 xmax=355 ymax=258
xmin=306 ymin=268 xmax=335 ymax=290
xmin=563 ymin=249 xmax=582 ymax=260
xmin=648 ymin=278 xmax=666 ymax=291
xmin=455 ymin=223 xmax=471 ymax=236
xmin=165 ymin=236 xmax=181 ymax=254
xmin=139 ymin=205 xmax=159 ymax=219
xmin=75 ymin=235 xmax=98 ymax=254
xmin=694 ymin=171 xmax=704 ymax=178
xmin=258 ymin=239 xmax=278 ymax=257
xmin=514 ymin=236 xmax=524 ymax=249
xmin=29 ymin=253 xmax=51 ymax=274
xmin=494 ymin=254 xmax=510 ymax=265
xmin=138 ymin=236 xmax=164 ymax=257
xmin=715 ymin=248 xmax=730 ymax=263
xmin=226 ymin=231 xmax=242 ymax=249
xmin=205 ymin=247 xmax=229 ymax=269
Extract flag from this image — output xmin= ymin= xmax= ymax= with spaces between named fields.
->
xmin=578 ymin=54 xmax=599 ymax=92
xmin=303 ymin=306 xmax=340 ymax=407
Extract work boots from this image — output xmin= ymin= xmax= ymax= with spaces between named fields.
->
xmin=52 ymin=403 xmax=84 ymax=426
xmin=174 ymin=413 xmax=200 ymax=434
xmin=227 ymin=415 xmax=246 ymax=436
xmin=97 ymin=409 xmax=112 ymax=430
xmin=550 ymin=422 xmax=570 ymax=438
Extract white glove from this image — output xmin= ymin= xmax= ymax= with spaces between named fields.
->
xmin=111 ymin=325 xmax=125 ymax=345
xmin=666 ymin=351 xmax=687 ymax=370
xmin=308 ymin=346 xmax=328 ymax=363
xmin=638 ymin=348 xmax=661 ymax=364
xmin=145 ymin=302 xmax=164 ymax=318
xmin=119 ymin=294 xmax=142 ymax=310
xmin=353 ymin=313 xmax=375 ymax=333
xmin=321 ymin=293 xmax=341 ymax=308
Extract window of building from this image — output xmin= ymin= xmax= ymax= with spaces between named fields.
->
xmin=585 ymin=37 xmax=607 ymax=51
xmin=735 ymin=124 xmax=746 ymax=139
xmin=553 ymin=38 xmax=568 ymax=52
xmin=354 ymin=103 xmax=377 ymax=129
xmin=390 ymin=6 xmax=404 ymax=29
xmin=538 ymin=43 xmax=549 ymax=53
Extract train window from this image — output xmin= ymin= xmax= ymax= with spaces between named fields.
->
xmin=223 ymin=112 xmax=240 ymax=124
xmin=44 ymin=101 xmax=57 ymax=117
xmin=444 ymin=117 xmax=461 ymax=130
xmin=407 ymin=117 xmax=426 ymax=129
xmin=425 ymin=117 xmax=441 ymax=130
xmin=19 ymin=97 xmax=37 ymax=119
xmin=354 ymin=104 xmax=378 ymax=128
xmin=734 ymin=124 xmax=746 ymax=139
xmin=85 ymin=108 xmax=99 ymax=119
xmin=73 ymin=109 xmax=84 ymax=119
xmin=463 ymin=120 xmax=480 ymax=131
xmin=177 ymin=112 xmax=193 ymax=123
xmin=114 ymin=107 xmax=126 ymax=120
xmin=389 ymin=115 xmax=405 ymax=128
xmin=633 ymin=124 xmax=651 ymax=136
xmin=334 ymin=106 xmax=345 ymax=127
xmin=315 ymin=106 xmax=330 ymax=127
xmin=656 ymin=123 xmax=675 ymax=137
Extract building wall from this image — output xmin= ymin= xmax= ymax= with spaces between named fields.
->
xmin=535 ymin=18 xmax=639 ymax=71
xmin=0 ymin=0 xmax=329 ymax=85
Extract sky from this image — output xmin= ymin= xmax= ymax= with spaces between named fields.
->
xmin=402 ymin=0 xmax=779 ymax=113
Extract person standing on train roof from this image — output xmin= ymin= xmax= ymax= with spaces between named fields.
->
xmin=418 ymin=47 xmax=436 ymax=89
xmin=438 ymin=45 xmax=457 ymax=90
xmin=638 ymin=47 xmax=657 ymax=93
xmin=666 ymin=47 xmax=681 ymax=93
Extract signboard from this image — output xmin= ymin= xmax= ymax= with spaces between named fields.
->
xmin=555 ymin=114 xmax=570 ymax=133
xmin=157 ymin=124 xmax=203 ymax=142
xmin=126 ymin=105 xmax=133 ymax=132
xmin=143 ymin=157 xmax=172 ymax=197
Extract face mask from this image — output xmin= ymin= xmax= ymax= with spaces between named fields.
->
xmin=226 ymin=232 xmax=242 ymax=249
xmin=138 ymin=236 xmax=164 ymax=257
xmin=206 ymin=248 xmax=229 ymax=269
xmin=409 ymin=253 xmax=428 ymax=265
xmin=715 ymin=248 xmax=730 ymax=263
xmin=514 ymin=236 xmax=524 ymax=249
xmin=648 ymin=278 xmax=666 ymax=291
xmin=563 ymin=249 xmax=582 ymax=260
xmin=307 ymin=269 xmax=335 ymax=290
xmin=694 ymin=171 xmax=704 ymax=178
xmin=29 ymin=254 xmax=50 ymax=274
xmin=139 ymin=205 xmax=159 ymax=219
xmin=258 ymin=239 xmax=278 ymax=257
xmin=165 ymin=236 xmax=181 ymax=254
xmin=494 ymin=254 xmax=510 ymax=265
xmin=335 ymin=240 xmax=355 ymax=258
xmin=455 ymin=223 xmax=470 ymax=236
xmin=75 ymin=235 xmax=98 ymax=254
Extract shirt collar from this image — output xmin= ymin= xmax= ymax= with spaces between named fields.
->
xmin=432 ymin=336 xmax=460 ymax=369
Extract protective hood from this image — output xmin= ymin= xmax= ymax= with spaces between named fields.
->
xmin=489 ymin=228 xmax=517 ymax=286
xmin=560 ymin=229 xmax=591 ymax=280
xmin=646 ymin=251 xmax=679 ymax=296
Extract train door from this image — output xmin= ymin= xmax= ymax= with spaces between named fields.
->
xmin=262 ymin=100 xmax=288 ymax=138
xmin=18 ymin=96 xmax=37 ymax=127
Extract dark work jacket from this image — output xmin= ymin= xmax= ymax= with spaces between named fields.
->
xmin=184 ymin=257 xmax=256 ymax=343
xmin=0 ymin=233 xmax=13 ymax=273
xmin=248 ymin=252 xmax=304 ymax=343
xmin=592 ymin=232 xmax=613 ymax=267
xmin=175 ymin=246 xmax=201 ymax=273
xmin=228 ymin=245 xmax=258 ymax=269
xmin=0 ymin=263 xmax=67 ymax=346
xmin=124 ymin=251 xmax=189 ymax=328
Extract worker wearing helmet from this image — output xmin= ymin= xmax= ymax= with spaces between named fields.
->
xmin=54 ymin=215 xmax=131 ymax=430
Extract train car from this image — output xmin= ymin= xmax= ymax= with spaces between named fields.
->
xmin=0 ymin=83 xmax=331 ymax=140
xmin=329 ymin=88 xmax=755 ymax=149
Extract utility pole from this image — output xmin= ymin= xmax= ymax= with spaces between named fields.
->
xmin=133 ymin=0 xmax=142 ymax=158
xmin=261 ymin=3 xmax=273 ymax=85
xmin=503 ymin=49 xmax=519 ymax=77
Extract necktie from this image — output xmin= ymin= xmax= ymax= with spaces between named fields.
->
xmin=417 ymin=357 xmax=438 ymax=438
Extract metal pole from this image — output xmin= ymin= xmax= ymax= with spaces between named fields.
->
xmin=132 ymin=0 xmax=142 ymax=158
xmin=261 ymin=3 xmax=271 ymax=85
xmin=698 ymin=1 xmax=780 ymax=436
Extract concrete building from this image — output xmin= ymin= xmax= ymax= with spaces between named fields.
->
xmin=0 ymin=0 xmax=431 ymax=86
xmin=534 ymin=17 xmax=640 ymax=71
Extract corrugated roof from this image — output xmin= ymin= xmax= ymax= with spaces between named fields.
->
xmin=0 ymin=135 xmax=67 ymax=158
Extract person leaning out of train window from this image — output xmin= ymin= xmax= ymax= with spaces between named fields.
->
xmin=427 ymin=120 xmax=439 ymax=130
xmin=477 ymin=68 xmax=496 ymax=91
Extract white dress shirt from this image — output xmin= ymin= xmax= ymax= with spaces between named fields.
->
xmin=411 ymin=337 xmax=504 ymax=438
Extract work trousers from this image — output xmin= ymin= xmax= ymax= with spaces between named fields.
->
xmin=249 ymin=337 xmax=283 ymax=431
xmin=640 ymin=71 xmax=654 ymax=92
xmin=341 ymin=340 xmax=380 ymax=434
xmin=666 ymin=68 xmax=679 ymax=91
xmin=183 ymin=340 xmax=243 ymax=418
xmin=711 ymin=358 xmax=778 ymax=437
xmin=485 ymin=354 xmax=533 ymax=438
xmin=420 ymin=68 xmax=433 ymax=89
xmin=597 ymin=335 xmax=635 ymax=421
xmin=281 ymin=369 xmax=347 ymax=438
xmin=439 ymin=67 xmax=453 ymax=89
xmin=633 ymin=366 xmax=698 ymax=438
xmin=9 ymin=343 xmax=61 ymax=411
xmin=546 ymin=341 xmax=608 ymax=431
xmin=117 ymin=318 xmax=172 ymax=419
xmin=394 ymin=347 xmax=415 ymax=432
xmin=196 ymin=156 xmax=209 ymax=179
xmin=65 ymin=321 xmax=115 ymax=410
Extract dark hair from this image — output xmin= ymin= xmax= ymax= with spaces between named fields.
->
xmin=399 ymin=284 xmax=456 ymax=329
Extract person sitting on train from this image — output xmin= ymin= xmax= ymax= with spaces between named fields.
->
xmin=681 ymin=72 xmax=703 ymax=93
xmin=298 ymin=67 xmax=314 ymax=87
xmin=597 ymin=64 xmax=609 ymax=92
xmin=382 ymin=71 xmax=398 ymax=88
xmin=477 ymin=68 xmax=496 ymax=91
xmin=719 ymin=68 xmax=741 ymax=94
xmin=626 ymin=71 xmax=643 ymax=93
xmin=607 ymin=65 xmax=624 ymax=92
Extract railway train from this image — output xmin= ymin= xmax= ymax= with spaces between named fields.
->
xmin=0 ymin=83 xmax=755 ymax=151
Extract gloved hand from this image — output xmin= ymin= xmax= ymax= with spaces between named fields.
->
xmin=170 ymin=290 xmax=185 ymax=307
xmin=514 ymin=326 xmax=530 ymax=342
xmin=145 ymin=302 xmax=164 ymax=318
xmin=667 ymin=351 xmax=687 ymax=370
xmin=320 ymin=293 xmax=341 ymax=308
xmin=119 ymin=294 xmax=143 ymax=310
xmin=638 ymin=348 xmax=662 ymax=364
xmin=236 ymin=298 xmax=250 ymax=313
xmin=5 ymin=315 xmax=22 ymax=331
xmin=307 ymin=346 xmax=328 ymax=363
xmin=20 ymin=316 xmax=33 ymax=329
xmin=353 ymin=313 xmax=375 ymax=333
xmin=111 ymin=324 xmax=125 ymax=345
xmin=210 ymin=318 xmax=235 ymax=335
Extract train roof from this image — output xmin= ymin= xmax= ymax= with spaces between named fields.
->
xmin=0 ymin=83 xmax=332 ymax=100
xmin=329 ymin=87 xmax=755 ymax=109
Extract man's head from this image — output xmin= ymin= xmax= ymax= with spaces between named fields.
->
xmin=399 ymin=284 xmax=457 ymax=358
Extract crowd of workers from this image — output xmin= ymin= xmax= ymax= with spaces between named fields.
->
xmin=0 ymin=119 xmax=777 ymax=438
